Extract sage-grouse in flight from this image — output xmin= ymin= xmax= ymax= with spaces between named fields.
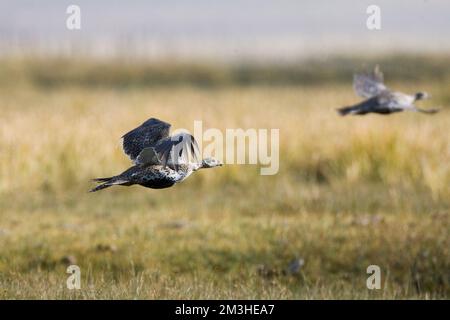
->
xmin=90 ymin=118 xmax=222 ymax=192
xmin=338 ymin=65 xmax=439 ymax=116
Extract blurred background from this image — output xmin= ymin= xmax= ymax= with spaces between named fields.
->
xmin=0 ymin=0 xmax=448 ymax=299
xmin=2 ymin=0 xmax=450 ymax=60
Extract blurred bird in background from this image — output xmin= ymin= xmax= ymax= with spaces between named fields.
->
xmin=338 ymin=65 xmax=440 ymax=116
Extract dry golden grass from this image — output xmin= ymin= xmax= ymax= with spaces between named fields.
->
xmin=0 ymin=59 xmax=448 ymax=299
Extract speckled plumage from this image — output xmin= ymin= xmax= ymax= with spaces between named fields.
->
xmin=122 ymin=118 xmax=171 ymax=162
xmin=90 ymin=118 xmax=220 ymax=192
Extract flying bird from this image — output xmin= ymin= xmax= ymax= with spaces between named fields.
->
xmin=337 ymin=65 xmax=439 ymax=116
xmin=90 ymin=118 xmax=222 ymax=192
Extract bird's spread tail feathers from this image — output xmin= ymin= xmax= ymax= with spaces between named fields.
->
xmin=89 ymin=176 xmax=129 ymax=192
xmin=92 ymin=177 xmax=114 ymax=182
xmin=89 ymin=182 xmax=113 ymax=192
xmin=337 ymin=106 xmax=361 ymax=116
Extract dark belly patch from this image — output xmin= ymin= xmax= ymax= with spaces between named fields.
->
xmin=139 ymin=179 xmax=175 ymax=189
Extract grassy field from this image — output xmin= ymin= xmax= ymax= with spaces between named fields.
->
xmin=0 ymin=57 xmax=449 ymax=299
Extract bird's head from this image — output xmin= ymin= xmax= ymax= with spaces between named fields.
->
xmin=201 ymin=157 xmax=223 ymax=169
xmin=415 ymin=92 xmax=430 ymax=100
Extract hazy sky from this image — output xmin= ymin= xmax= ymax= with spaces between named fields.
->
xmin=1 ymin=0 xmax=449 ymax=60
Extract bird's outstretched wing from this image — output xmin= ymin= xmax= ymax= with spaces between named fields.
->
xmin=136 ymin=132 xmax=200 ymax=169
xmin=122 ymin=118 xmax=171 ymax=162
xmin=135 ymin=147 xmax=162 ymax=165
xmin=353 ymin=65 xmax=388 ymax=98
xmin=155 ymin=133 xmax=200 ymax=169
